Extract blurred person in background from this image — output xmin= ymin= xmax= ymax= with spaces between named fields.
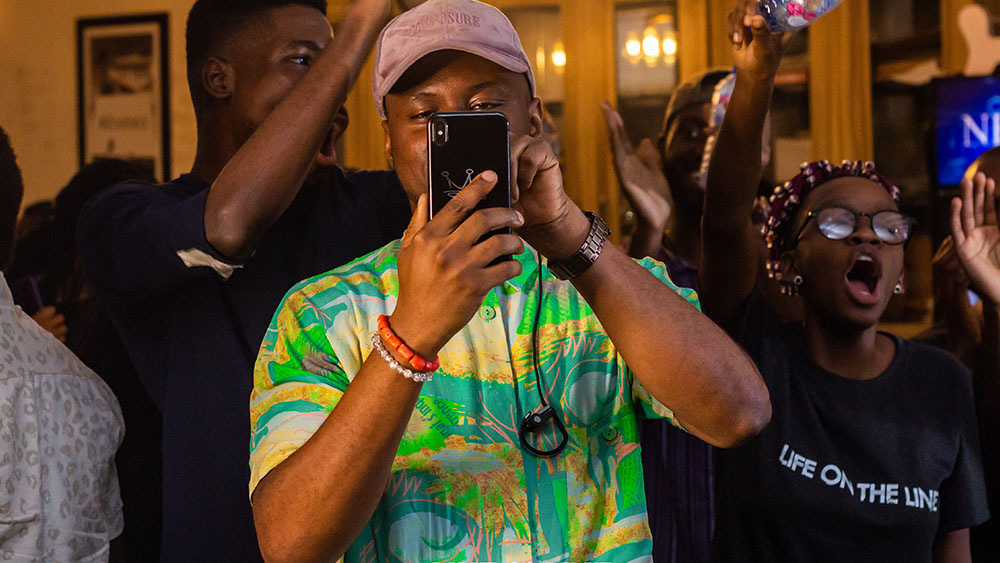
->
xmin=601 ymin=69 xmax=780 ymax=563
xmin=8 ymin=158 xmax=163 ymax=561
xmin=939 ymin=147 xmax=1000 ymax=561
xmin=601 ymin=71 xmax=727 ymax=563
xmin=0 ymin=126 xmax=124 ymax=561
xmin=14 ymin=199 xmax=53 ymax=241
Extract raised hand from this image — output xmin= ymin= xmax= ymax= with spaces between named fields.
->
xmin=728 ymin=1 xmax=794 ymax=82
xmin=600 ymin=102 xmax=673 ymax=238
xmin=390 ymin=173 xmax=525 ymax=358
xmin=952 ymin=171 xmax=1000 ymax=304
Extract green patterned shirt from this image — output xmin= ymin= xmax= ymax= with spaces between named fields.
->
xmin=250 ymin=241 xmax=700 ymax=562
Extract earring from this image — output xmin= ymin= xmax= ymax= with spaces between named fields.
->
xmin=781 ymin=275 xmax=803 ymax=297
xmin=893 ymin=284 xmax=903 ymax=295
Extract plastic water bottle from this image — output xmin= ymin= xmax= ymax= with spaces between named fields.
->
xmin=758 ymin=0 xmax=845 ymax=32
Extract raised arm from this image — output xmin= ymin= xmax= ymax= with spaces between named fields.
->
xmin=700 ymin=4 xmax=792 ymax=329
xmin=251 ymin=176 xmax=526 ymax=563
xmin=600 ymin=102 xmax=673 ymax=260
xmin=203 ymin=0 xmax=392 ymax=260
xmin=512 ymin=135 xmax=770 ymax=448
xmin=950 ymin=171 xmax=1000 ymax=512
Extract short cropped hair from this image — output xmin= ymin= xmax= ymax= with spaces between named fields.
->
xmin=185 ymin=0 xmax=327 ymax=115
xmin=0 ymin=126 xmax=25 ymax=269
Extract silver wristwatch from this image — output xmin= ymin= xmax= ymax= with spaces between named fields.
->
xmin=547 ymin=212 xmax=611 ymax=280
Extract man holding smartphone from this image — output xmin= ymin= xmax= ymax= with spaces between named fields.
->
xmin=249 ymin=1 xmax=771 ymax=561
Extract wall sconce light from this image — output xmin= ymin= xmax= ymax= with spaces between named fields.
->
xmin=552 ymin=41 xmax=566 ymax=71
xmin=625 ymin=33 xmax=642 ymax=60
xmin=662 ymin=34 xmax=677 ymax=65
xmin=622 ymin=17 xmax=676 ymax=69
xmin=642 ymin=26 xmax=660 ymax=66
xmin=662 ymin=36 xmax=677 ymax=57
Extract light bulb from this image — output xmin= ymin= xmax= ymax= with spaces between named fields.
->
xmin=625 ymin=37 xmax=641 ymax=58
xmin=552 ymin=42 xmax=566 ymax=68
xmin=662 ymin=37 xmax=677 ymax=57
xmin=642 ymin=33 xmax=660 ymax=58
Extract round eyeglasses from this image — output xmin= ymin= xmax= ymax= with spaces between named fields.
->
xmin=791 ymin=206 xmax=916 ymax=246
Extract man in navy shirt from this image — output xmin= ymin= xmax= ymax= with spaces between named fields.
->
xmin=77 ymin=1 xmax=409 ymax=560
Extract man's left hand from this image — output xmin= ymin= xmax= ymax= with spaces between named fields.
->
xmin=510 ymin=135 xmax=590 ymax=261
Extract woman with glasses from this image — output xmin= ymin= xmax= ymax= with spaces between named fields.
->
xmin=700 ymin=4 xmax=990 ymax=562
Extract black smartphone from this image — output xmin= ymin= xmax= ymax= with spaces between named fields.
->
xmin=427 ymin=112 xmax=511 ymax=226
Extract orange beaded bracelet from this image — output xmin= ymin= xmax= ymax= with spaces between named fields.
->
xmin=376 ymin=315 xmax=440 ymax=373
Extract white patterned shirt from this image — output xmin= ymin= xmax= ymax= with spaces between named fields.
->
xmin=0 ymin=272 xmax=124 ymax=562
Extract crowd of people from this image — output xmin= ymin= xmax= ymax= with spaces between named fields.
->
xmin=0 ymin=0 xmax=996 ymax=561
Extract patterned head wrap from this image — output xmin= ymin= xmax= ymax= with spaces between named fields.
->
xmin=760 ymin=160 xmax=901 ymax=283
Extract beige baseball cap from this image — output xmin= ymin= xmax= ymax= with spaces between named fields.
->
xmin=371 ymin=0 xmax=535 ymax=120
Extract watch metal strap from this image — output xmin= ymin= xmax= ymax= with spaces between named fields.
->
xmin=547 ymin=211 xmax=611 ymax=280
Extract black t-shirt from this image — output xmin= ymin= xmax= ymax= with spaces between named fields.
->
xmin=77 ymin=166 xmax=411 ymax=562
xmin=712 ymin=291 xmax=990 ymax=563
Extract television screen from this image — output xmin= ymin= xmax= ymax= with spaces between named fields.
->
xmin=935 ymin=76 xmax=1000 ymax=187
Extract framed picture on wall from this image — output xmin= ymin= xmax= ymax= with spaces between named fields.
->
xmin=77 ymin=14 xmax=170 ymax=182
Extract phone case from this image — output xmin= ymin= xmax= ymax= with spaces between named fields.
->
xmin=427 ymin=112 xmax=511 ymax=221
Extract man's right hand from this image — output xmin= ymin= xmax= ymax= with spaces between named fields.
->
xmin=390 ymin=172 xmax=525 ymax=359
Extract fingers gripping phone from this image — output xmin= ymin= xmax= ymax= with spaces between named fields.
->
xmin=428 ymin=112 xmax=512 ymax=256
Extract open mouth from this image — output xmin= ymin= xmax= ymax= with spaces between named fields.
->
xmin=844 ymin=254 xmax=881 ymax=305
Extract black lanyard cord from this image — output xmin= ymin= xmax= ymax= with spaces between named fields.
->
xmin=518 ymin=250 xmax=568 ymax=457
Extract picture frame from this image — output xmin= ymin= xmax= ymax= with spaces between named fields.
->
xmin=77 ymin=14 xmax=170 ymax=182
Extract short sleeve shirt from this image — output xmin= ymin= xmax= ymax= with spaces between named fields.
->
xmin=250 ymin=242 xmax=699 ymax=563
xmin=0 ymin=273 xmax=124 ymax=561
xmin=711 ymin=290 xmax=990 ymax=563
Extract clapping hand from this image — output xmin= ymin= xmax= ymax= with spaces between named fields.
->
xmin=600 ymin=102 xmax=673 ymax=236
xmin=951 ymin=172 xmax=1000 ymax=304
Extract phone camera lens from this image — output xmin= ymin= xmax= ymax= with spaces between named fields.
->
xmin=431 ymin=118 xmax=448 ymax=146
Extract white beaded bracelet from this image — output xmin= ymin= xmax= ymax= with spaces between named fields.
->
xmin=370 ymin=332 xmax=436 ymax=383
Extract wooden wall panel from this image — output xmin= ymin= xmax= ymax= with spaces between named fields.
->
xmin=677 ymin=0 xmax=710 ymax=82
xmin=941 ymin=0 xmax=977 ymax=74
xmin=707 ymin=0 xmax=735 ymax=68
xmin=341 ymin=51 xmax=389 ymax=171
xmin=562 ymin=0 xmax=620 ymax=237
xmin=808 ymin=0 xmax=874 ymax=162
